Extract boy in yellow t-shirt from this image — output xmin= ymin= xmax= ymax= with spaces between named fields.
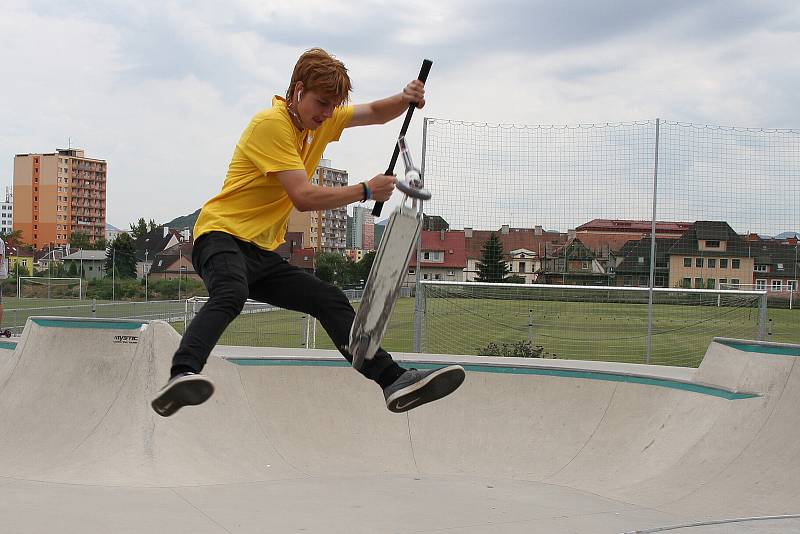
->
xmin=152 ymin=48 xmax=464 ymax=417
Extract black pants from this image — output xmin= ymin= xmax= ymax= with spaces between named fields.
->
xmin=172 ymin=232 xmax=404 ymax=388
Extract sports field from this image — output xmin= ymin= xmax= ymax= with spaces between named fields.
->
xmin=3 ymin=295 xmax=795 ymax=367
xmin=171 ymin=296 xmax=798 ymax=367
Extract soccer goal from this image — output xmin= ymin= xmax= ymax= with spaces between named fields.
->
xmin=17 ymin=277 xmax=83 ymax=300
xmin=416 ymin=281 xmax=767 ymax=367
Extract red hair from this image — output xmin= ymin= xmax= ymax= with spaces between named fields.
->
xmin=286 ymin=48 xmax=352 ymax=104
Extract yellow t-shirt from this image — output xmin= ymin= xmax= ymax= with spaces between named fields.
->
xmin=194 ymin=96 xmax=354 ymax=250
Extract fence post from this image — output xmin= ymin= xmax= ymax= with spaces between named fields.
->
xmin=759 ymin=292 xmax=767 ymax=341
xmin=646 ymin=118 xmax=661 ymax=364
xmin=413 ymin=281 xmax=426 ymax=353
xmin=92 ymin=298 xmax=97 ymax=319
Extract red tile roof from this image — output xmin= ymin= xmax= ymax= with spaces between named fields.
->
xmin=409 ymin=230 xmax=467 ymax=268
xmin=464 ymin=228 xmax=567 ymax=260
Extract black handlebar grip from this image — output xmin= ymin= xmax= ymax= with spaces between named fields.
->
xmin=372 ymin=59 xmax=432 ymax=217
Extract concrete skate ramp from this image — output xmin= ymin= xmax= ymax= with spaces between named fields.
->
xmin=1 ymin=317 xmax=799 ymax=533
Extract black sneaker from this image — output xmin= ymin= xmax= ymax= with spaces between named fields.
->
xmin=151 ymin=372 xmax=215 ymax=417
xmin=383 ymin=365 xmax=465 ymax=413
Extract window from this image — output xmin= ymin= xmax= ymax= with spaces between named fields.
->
xmin=756 ymin=279 xmax=766 ymax=290
xmin=682 ymin=278 xmax=691 ymax=288
xmin=720 ymin=278 xmax=728 ymax=288
xmin=788 ymin=280 xmax=798 ymax=292
xmin=695 ymin=278 xmax=704 ymax=288
xmin=423 ymin=274 xmax=429 ymax=280
xmin=684 ymin=257 xmax=692 ymax=267
xmin=706 ymin=240 xmax=720 ymax=248
xmin=777 ymin=263 xmax=784 ymax=270
xmin=582 ymin=261 xmax=589 ymax=270
xmin=447 ymin=271 xmax=454 ymax=276
xmin=696 ymin=258 xmax=704 ymax=268
xmin=720 ymin=258 xmax=729 ymax=269
xmin=731 ymin=279 xmax=740 ymax=288
xmin=754 ymin=264 xmax=768 ymax=273
xmin=639 ymin=276 xmax=648 ymax=286
xmin=624 ymin=276 xmax=632 ymax=287
xmin=408 ymin=268 xmax=415 ymax=275
xmin=519 ymin=262 xmax=526 ymax=273
xmin=708 ymin=258 xmax=716 ymax=268
xmin=771 ymin=280 xmax=783 ymax=292
xmin=638 ymin=256 xmax=645 ymax=264
xmin=707 ymin=278 xmax=715 ymax=289
xmin=732 ymin=259 xmax=741 ymax=269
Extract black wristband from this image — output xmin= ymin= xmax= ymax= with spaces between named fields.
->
xmin=361 ymin=182 xmax=371 ymax=202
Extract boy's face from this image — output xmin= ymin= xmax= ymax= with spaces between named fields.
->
xmin=294 ymin=87 xmax=340 ymax=130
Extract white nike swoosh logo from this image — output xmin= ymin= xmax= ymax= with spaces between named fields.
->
xmin=395 ymin=397 xmax=421 ymax=411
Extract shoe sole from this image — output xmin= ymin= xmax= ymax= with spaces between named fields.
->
xmin=151 ymin=375 xmax=215 ymax=417
xmin=386 ymin=365 xmax=466 ymax=413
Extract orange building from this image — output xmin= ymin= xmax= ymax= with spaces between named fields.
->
xmin=13 ymin=148 xmax=107 ymax=249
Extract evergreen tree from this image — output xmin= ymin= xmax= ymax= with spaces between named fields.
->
xmin=129 ymin=218 xmax=149 ymax=239
xmin=105 ymin=232 xmax=137 ymax=278
xmin=476 ymin=233 xmax=510 ymax=282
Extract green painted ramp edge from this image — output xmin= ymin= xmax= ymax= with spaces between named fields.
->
xmin=718 ymin=339 xmax=800 ymax=357
xmin=0 ymin=341 xmax=15 ymax=351
xmin=228 ymin=358 xmax=757 ymax=400
xmin=31 ymin=318 xmax=145 ymax=330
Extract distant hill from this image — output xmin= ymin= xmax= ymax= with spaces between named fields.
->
xmin=164 ymin=208 xmax=201 ymax=230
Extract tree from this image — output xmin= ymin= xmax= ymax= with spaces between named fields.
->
xmin=69 ymin=231 xmax=91 ymax=250
xmin=93 ymin=237 xmax=108 ymax=251
xmin=105 ymin=232 xmax=137 ymax=278
xmin=148 ymin=219 xmax=158 ymax=232
xmin=476 ymin=233 xmax=510 ymax=283
xmin=0 ymin=229 xmax=25 ymax=246
xmin=355 ymin=250 xmax=376 ymax=284
xmin=129 ymin=218 xmax=149 ymax=239
xmin=315 ymin=252 xmax=349 ymax=286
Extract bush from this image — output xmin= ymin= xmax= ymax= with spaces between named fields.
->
xmin=478 ymin=340 xmax=546 ymax=358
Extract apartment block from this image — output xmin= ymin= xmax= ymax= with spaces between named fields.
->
xmin=13 ymin=148 xmax=107 ymax=248
xmin=0 ymin=187 xmax=13 ymax=234
xmin=350 ymin=206 xmax=375 ymax=250
xmin=287 ymin=159 xmax=347 ymax=253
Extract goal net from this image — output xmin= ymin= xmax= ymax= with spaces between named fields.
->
xmin=418 ymin=281 xmax=766 ymax=367
xmin=17 ymin=277 xmax=83 ymax=299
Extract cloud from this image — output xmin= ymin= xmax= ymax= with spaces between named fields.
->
xmin=1 ymin=0 xmax=798 ymax=232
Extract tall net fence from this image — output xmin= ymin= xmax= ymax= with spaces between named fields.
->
xmin=419 ymin=282 xmax=765 ymax=367
xmin=416 ymin=118 xmax=800 ymax=360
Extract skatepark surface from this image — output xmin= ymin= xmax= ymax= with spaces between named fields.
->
xmin=1 ymin=316 xmax=799 ymax=533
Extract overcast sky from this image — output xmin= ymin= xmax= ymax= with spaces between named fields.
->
xmin=1 ymin=0 xmax=799 ymax=231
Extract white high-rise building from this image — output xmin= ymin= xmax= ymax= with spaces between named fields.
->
xmin=0 ymin=187 xmax=13 ymax=234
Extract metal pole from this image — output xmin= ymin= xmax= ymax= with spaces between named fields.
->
xmin=144 ymin=250 xmax=148 ymax=302
xmin=413 ymin=117 xmax=428 ymax=353
xmin=646 ymin=118 xmax=660 ymax=364
xmin=759 ymin=291 xmax=767 ymax=340
xmin=112 ymin=247 xmax=115 ymax=302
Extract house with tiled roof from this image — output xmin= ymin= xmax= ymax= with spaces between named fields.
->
xmin=575 ymin=219 xmax=691 ymax=269
xmin=135 ymin=227 xmax=185 ymax=279
xmin=149 ymin=242 xmax=199 ymax=282
xmin=407 ymin=230 xmax=467 ymax=286
xmin=613 ymin=237 xmax=679 ymax=288
xmin=464 ymin=225 xmax=567 ymax=282
xmin=667 ymin=221 xmax=753 ymax=289
xmin=745 ymin=235 xmax=799 ymax=296
xmin=536 ymin=236 xmax=611 ymax=285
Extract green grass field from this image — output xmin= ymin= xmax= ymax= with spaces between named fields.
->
xmin=2 ymin=296 xmax=796 ymax=367
xmin=170 ymin=297 xmax=798 ymax=368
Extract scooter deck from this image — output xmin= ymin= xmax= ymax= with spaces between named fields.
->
xmin=349 ymin=204 xmax=422 ymax=370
